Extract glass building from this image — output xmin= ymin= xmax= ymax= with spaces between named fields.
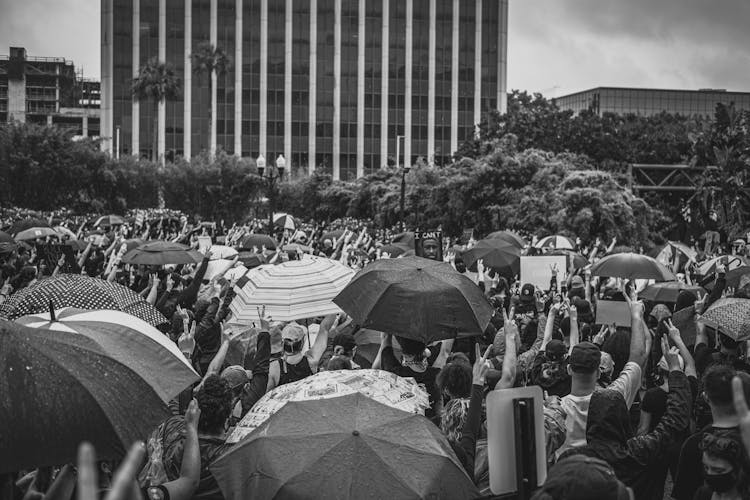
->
xmin=101 ymin=0 xmax=509 ymax=180
xmin=554 ymin=87 xmax=750 ymax=118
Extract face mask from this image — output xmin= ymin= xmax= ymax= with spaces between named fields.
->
xmin=705 ymin=470 xmax=737 ymax=493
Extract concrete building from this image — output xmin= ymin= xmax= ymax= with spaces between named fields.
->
xmin=554 ymin=87 xmax=750 ymax=118
xmin=100 ymin=0 xmax=509 ymax=180
xmin=0 ymin=47 xmax=101 ymax=137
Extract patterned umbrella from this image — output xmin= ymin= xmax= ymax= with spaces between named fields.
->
xmin=227 ymin=369 xmax=430 ymax=443
xmin=486 ymin=230 xmax=527 ymax=249
xmin=535 ymin=235 xmax=576 ymax=250
xmin=122 ymin=241 xmax=203 ymax=266
xmin=591 ymin=252 xmax=676 ymax=281
xmin=0 ymin=274 xmax=168 ymax=327
xmin=273 ymin=213 xmax=296 ymax=231
xmin=700 ymin=297 xmax=750 ymax=341
xmin=239 ymin=234 xmax=277 ymax=251
xmin=230 ymin=255 xmax=355 ymax=323
xmin=0 ymin=319 xmax=172 ymax=473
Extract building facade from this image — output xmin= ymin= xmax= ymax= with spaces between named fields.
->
xmin=101 ymin=0 xmax=509 ymax=180
xmin=0 ymin=47 xmax=101 ymax=137
xmin=554 ymin=87 xmax=750 ymax=118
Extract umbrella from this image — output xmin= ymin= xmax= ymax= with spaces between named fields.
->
xmin=590 ymin=253 xmax=677 ymax=281
xmin=333 ymin=256 xmax=493 ymax=343
xmin=230 ymin=256 xmax=355 ymax=323
xmin=638 ymin=282 xmax=705 ymax=303
xmin=696 ymin=255 xmax=748 ymax=277
xmin=236 ymin=251 xmax=266 ymax=269
xmin=239 ymin=234 xmax=277 ymax=251
xmin=273 ymin=213 xmax=296 ymax=231
xmin=8 ymin=218 xmax=51 ymax=236
xmin=0 ymin=319 xmax=172 ymax=473
xmin=391 ymin=231 xmax=416 ymax=248
xmin=208 ymin=244 xmax=239 ymax=260
xmin=353 ymin=328 xmax=401 ymax=368
xmin=65 ymin=239 xmax=89 ymax=252
xmin=486 ymin=230 xmax=527 ymax=248
xmin=122 ymin=241 xmax=203 ymax=266
xmin=0 ymin=231 xmax=17 ymax=254
xmin=204 ymin=260 xmax=246 ymax=281
xmin=227 ymin=369 xmax=430 ymax=442
xmin=0 ymin=274 xmax=169 ymax=327
xmin=122 ymin=238 xmax=146 ymax=253
xmin=14 ymin=226 xmax=59 ymax=241
xmin=462 ymin=238 xmax=521 ymax=277
xmin=17 ymin=308 xmax=198 ymax=402
xmin=53 ymin=226 xmax=77 ymax=240
xmin=651 ymin=241 xmax=698 ymax=263
xmin=322 ymin=229 xmax=345 ymax=242
xmin=535 ymin=235 xmax=575 ymax=250
xmin=212 ymin=393 xmax=478 ymax=500
xmin=93 ymin=215 xmax=125 ymax=227
xmin=547 ymin=249 xmax=589 ymax=269
xmin=707 ymin=266 xmax=750 ymax=291
xmin=379 ymin=243 xmax=414 ymax=257
xmin=699 ymin=298 xmax=750 ymax=341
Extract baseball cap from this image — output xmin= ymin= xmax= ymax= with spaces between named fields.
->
xmin=220 ymin=365 xmax=250 ymax=390
xmin=281 ymin=322 xmax=307 ymax=341
xmin=545 ymin=339 xmax=566 ymax=361
xmin=537 ymin=454 xmax=633 ymax=500
xmin=570 ymin=275 xmax=585 ymax=289
xmin=520 ymin=283 xmax=535 ymax=303
xmin=569 ymin=342 xmax=601 ymax=373
xmin=649 ymin=304 xmax=672 ymax=322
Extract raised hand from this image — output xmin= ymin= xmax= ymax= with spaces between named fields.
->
xmin=472 ymin=344 xmax=492 ymax=386
xmin=732 ymin=376 xmax=750 ymax=457
xmin=256 ymin=305 xmax=272 ymax=330
xmin=77 ymin=441 xmax=145 ymax=500
xmin=178 ymin=323 xmax=196 ymax=357
xmin=661 ymin=336 xmax=682 ymax=372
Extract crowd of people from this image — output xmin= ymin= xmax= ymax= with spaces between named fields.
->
xmin=3 ymin=209 xmax=750 ymax=500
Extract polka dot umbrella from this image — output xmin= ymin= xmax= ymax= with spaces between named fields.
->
xmin=0 ymin=274 xmax=168 ymax=327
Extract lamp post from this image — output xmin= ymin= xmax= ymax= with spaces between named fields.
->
xmin=396 ymin=135 xmax=409 ymax=232
xmin=254 ymin=153 xmax=286 ymax=234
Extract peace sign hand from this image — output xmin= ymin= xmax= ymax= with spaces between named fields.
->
xmin=472 ymin=343 xmax=492 ymax=385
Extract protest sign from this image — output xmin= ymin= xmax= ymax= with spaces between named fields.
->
xmin=595 ymin=300 xmax=632 ymax=327
xmin=520 ymin=255 xmax=567 ymax=290
xmin=197 ymin=235 xmax=212 ymax=253
xmin=414 ymin=231 xmax=443 ymax=261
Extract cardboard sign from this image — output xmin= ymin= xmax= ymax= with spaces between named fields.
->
xmin=487 ymin=386 xmax=547 ymax=495
xmin=595 ymin=300 xmax=632 ymax=328
xmin=520 ymin=255 xmax=567 ymax=290
xmin=197 ymin=236 xmax=212 ymax=253
xmin=414 ymin=231 xmax=443 ymax=261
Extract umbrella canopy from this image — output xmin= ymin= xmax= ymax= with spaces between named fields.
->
xmin=333 ymin=256 xmax=493 ymax=343
xmin=0 ymin=319 xmax=172 ymax=473
xmin=700 ymin=298 xmax=750 ymax=341
xmin=379 ymin=243 xmax=414 ymax=257
xmin=707 ymin=266 xmax=750 ymax=291
xmin=14 ymin=226 xmax=59 ymax=241
xmin=696 ymin=255 xmax=748 ymax=277
xmin=122 ymin=241 xmax=203 ymax=266
xmin=122 ymin=238 xmax=146 ymax=253
xmin=236 ymin=251 xmax=266 ymax=269
xmin=639 ymin=282 xmax=705 ymax=303
xmin=273 ymin=213 xmax=296 ymax=231
xmin=590 ymin=253 xmax=677 ymax=281
xmin=17 ymin=308 xmax=198 ymax=402
xmin=462 ymin=238 xmax=521 ymax=277
xmin=227 ymin=369 xmax=429 ymax=442
xmin=230 ymin=256 xmax=355 ymax=323
xmin=547 ymin=249 xmax=589 ymax=269
xmin=0 ymin=274 xmax=169 ymax=327
xmin=204 ymin=259 xmax=246 ymax=281
xmin=208 ymin=244 xmax=239 ymax=260
xmin=486 ymin=230 xmax=527 ymax=249
xmin=535 ymin=235 xmax=575 ymax=250
xmin=8 ymin=218 xmax=51 ymax=236
xmin=0 ymin=231 xmax=17 ymax=254
xmin=212 ymin=393 xmax=478 ymax=500
xmin=652 ymin=241 xmax=698 ymax=264
xmin=93 ymin=215 xmax=125 ymax=227
xmin=239 ymin=233 xmax=277 ymax=251
xmin=391 ymin=231 xmax=416 ymax=248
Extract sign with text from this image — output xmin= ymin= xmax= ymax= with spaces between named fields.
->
xmin=414 ymin=231 xmax=443 ymax=261
xmin=520 ymin=255 xmax=567 ymax=290
xmin=595 ymin=300 xmax=632 ymax=328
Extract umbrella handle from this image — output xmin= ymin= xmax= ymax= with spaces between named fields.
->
xmin=49 ymin=300 xmax=56 ymax=322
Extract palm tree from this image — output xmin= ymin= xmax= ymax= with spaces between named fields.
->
xmin=131 ymin=58 xmax=181 ymax=207
xmin=191 ymin=42 xmax=231 ymax=159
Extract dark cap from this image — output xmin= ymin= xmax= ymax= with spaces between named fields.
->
xmin=569 ymin=341 xmax=601 ymax=373
xmin=536 ymin=454 xmax=632 ymax=500
xmin=520 ymin=283 xmax=535 ymax=303
xmin=545 ymin=339 xmax=566 ymax=361
xmin=570 ymin=275 xmax=585 ymax=289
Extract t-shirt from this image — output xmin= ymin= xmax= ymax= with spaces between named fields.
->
xmin=555 ymin=361 xmax=642 ymax=459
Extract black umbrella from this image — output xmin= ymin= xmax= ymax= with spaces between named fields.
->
xmin=705 ymin=266 xmax=750 ymax=292
xmin=462 ymin=239 xmax=521 ymax=277
xmin=9 ymin=218 xmax=51 ymax=236
xmin=380 ymin=242 xmax=414 ymax=257
xmin=486 ymin=230 xmax=526 ymax=248
xmin=239 ymin=234 xmax=277 ymax=251
xmin=591 ymin=253 xmax=677 ymax=281
xmin=639 ymin=282 xmax=705 ymax=303
xmin=333 ymin=256 xmax=493 ymax=343
xmin=121 ymin=241 xmax=203 ymax=266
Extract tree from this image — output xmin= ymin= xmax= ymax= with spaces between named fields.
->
xmin=191 ymin=42 xmax=231 ymax=159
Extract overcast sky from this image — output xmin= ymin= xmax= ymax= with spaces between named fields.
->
xmin=1 ymin=0 xmax=748 ymax=97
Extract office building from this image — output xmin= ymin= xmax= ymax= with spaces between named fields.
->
xmin=554 ymin=87 xmax=750 ymax=118
xmin=0 ymin=47 xmax=100 ymax=137
xmin=101 ymin=0 xmax=509 ymax=180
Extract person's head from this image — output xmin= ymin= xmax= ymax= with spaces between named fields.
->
xmin=519 ymin=283 xmax=536 ymax=305
xmin=396 ymin=336 xmax=429 ymax=361
xmin=675 ymin=289 xmax=698 ymax=312
xmin=441 ymin=397 xmax=470 ymax=444
xmin=599 ymin=351 xmax=614 ymax=385
xmin=332 ymin=332 xmax=357 ymax=359
xmin=281 ymin=322 xmax=307 ymax=356
xmin=717 ymin=331 xmax=741 ymax=357
xmin=567 ymin=342 xmax=601 ymax=386
xmin=700 ymin=430 xmax=750 ymax=494
xmin=327 ymin=356 xmax=353 ymax=370
xmin=703 ymin=366 xmax=750 ymax=419
xmin=195 ymin=374 xmax=234 ymax=434
xmin=437 ymin=358 xmax=472 ymax=401
xmin=454 ymin=256 xmax=466 ymax=274
xmin=421 ymin=237 xmax=440 ymax=260
xmin=531 ymin=454 xmax=633 ymax=500
xmin=220 ymin=365 xmax=251 ymax=400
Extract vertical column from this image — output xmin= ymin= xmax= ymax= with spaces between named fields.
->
xmin=284 ymin=0 xmax=292 ymax=167
xmin=209 ymin=0 xmax=217 ymax=157
xmin=356 ymin=0 xmax=365 ymax=178
xmin=379 ymin=0 xmax=389 ymax=169
xmin=497 ymin=0 xmax=508 ymax=113
xmin=55 ymin=66 xmax=60 ymax=112
xmin=132 ymin=0 xmax=140 ymax=156
xmin=100 ymin=0 xmax=113 ymax=153
xmin=158 ymin=0 xmax=166 ymax=163
xmin=259 ymin=0 xmax=268 ymax=157
xmin=404 ymin=0 xmax=413 ymax=168
xmin=473 ymin=0 xmax=482 ymax=133
xmin=83 ymin=115 xmax=89 ymax=138
xmin=308 ymin=0 xmax=317 ymax=174
xmin=234 ymin=0 xmax=243 ymax=156
xmin=450 ymin=0 xmax=458 ymax=155
xmin=427 ymin=0 xmax=435 ymax=166
xmin=184 ymin=0 xmax=192 ymax=158
xmin=332 ymin=0 xmax=341 ymax=180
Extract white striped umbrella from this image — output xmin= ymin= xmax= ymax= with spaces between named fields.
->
xmin=535 ymin=235 xmax=575 ymax=250
xmin=230 ymin=256 xmax=355 ymax=323
xmin=273 ymin=213 xmax=296 ymax=231
xmin=17 ymin=308 xmax=198 ymax=401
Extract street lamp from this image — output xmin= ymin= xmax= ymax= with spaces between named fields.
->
xmin=396 ymin=135 xmax=410 ymax=232
xmin=253 ymin=153 xmax=285 ymax=233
